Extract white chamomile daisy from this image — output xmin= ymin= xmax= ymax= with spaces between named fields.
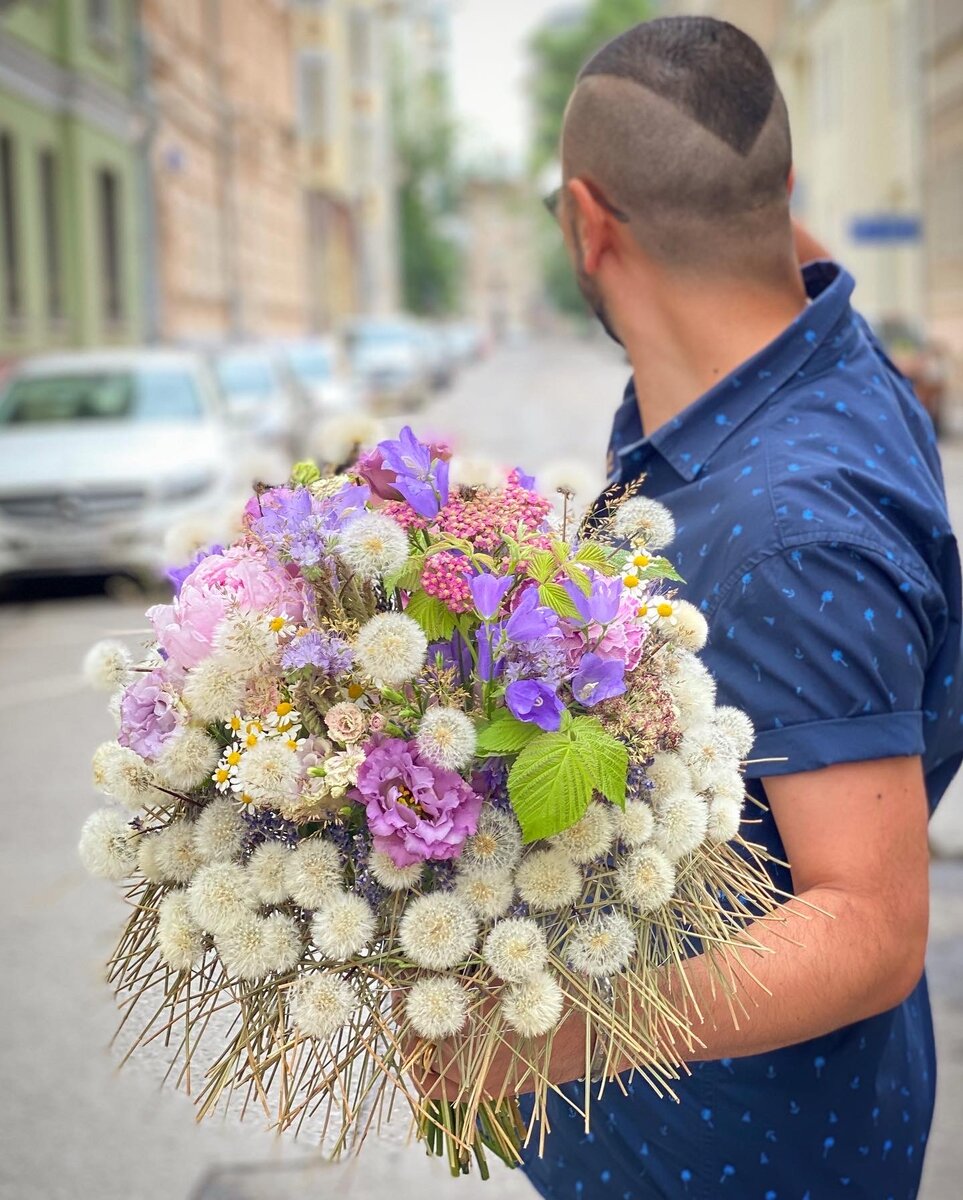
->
xmin=78 ymin=808 xmax=137 ymax=880
xmin=416 ymin=706 xmax=477 ymax=771
xmin=566 ymin=912 xmax=636 ymax=977
xmin=263 ymin=700 xmax=302 ymax=736
xmin=515 ymin=848 xmax=582 ymax=911
xmin=212 ymin=743 xmax=244 ymax=794
xmin=637 ymin=597 xmax=677 ymax=627
xmin=267 ymin=612 xmax=297 ymax=639
xmin=398 ymin=893 xmax=478 ymax=971
xmin=462 ymin=809 xmax=523 ymax=874
xmin=311 ymin=892 xmax=377 ymax=960
xmin=354 ymin=612 xmax=428 ymax=687
xmin=82 ymin=639 xmax=132 ymax=691
xmin=551 ymin=802 xmax=616 ymax=864
xmin=337 ymin=513 xmax=410 ymax=581
xmin=455 ymin=867 xmax=515 ymax=921
xmin=156 ymin=893 xmax=205 ymax=972
xmin=501 ymin=971 xmax=565 ymax=1038
xmin=616 ymin=846 xmax=676 ymax=912
xmin=405 ymin=976 xmax=473 ymax=1042
xmin=482 ymin=917 xmax=548 ymax=982
xmin=611 ymin=496 xmax=676 ymax=551
xmin=651 ymin=791 xmax=709 ymax=861
xmin=290 ymin=973 xmax=358 ymax=1040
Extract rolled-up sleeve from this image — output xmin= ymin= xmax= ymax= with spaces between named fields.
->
xmin=703 ymin=542 xmax=935 ymax=778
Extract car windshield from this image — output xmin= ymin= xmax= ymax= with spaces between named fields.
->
xmin=348 ymin=327 xmax=416 ymax=368
xmin=0 ymin=368 xmax=204 ymax=425
xmin=216 ymin=355 xmax=278 ymax=397
xmin=286 ymin=346 xmax=334 ymax=382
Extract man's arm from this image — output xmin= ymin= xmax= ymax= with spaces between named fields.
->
xmin=664 ymin=755 xmax=930 ymax=1060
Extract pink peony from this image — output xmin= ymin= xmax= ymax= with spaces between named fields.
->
xmin=147 ymin=545 xmax=308 ymax=670
xmin=350 ymin=736 xmax=483 ymax=868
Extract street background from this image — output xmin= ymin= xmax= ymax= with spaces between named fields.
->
xmin=2 ymin=0 xmax=963 ymax=1198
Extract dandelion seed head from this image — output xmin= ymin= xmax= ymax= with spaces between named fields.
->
xmin=78 ymin=808 xmax=137 ymax=880
xmin=614 ymin=800 xmax=655 ymax=848
xmin=83 ymin=639 xmax=132 ymax=691
xmin=354 ymin=612 xmax=427 ymax=686
xmin=405 ymin=976 xmax=472 ymax=1041
xmin=501 ymin=971 xmax=565 ymax=1038
xmin=651 ymin=791 xmax=709 ymax=861
xmin=285 ymin=838 xmax=343 ymax=909
xmin=398 ymin=893 xmax=478 ymax=970
xmin=665 ymin=652 xmax=717 ymax=724
xmin=679 ymin=724 xmax=739 ymax=793
xmin=567 ymin=912 xmax=636 ymax=977
xmin=187 ymin=861 xmax=256 ymax=934
xmin=368 ymin=850 xmax=424 ymax=892
xmin=611 ymin=496 xmax=676 ymax=551
xmin=154 ymin=726 xmax=221 ymax=792
xmin=234 ymin=737 xmax=303 ymax=810
xmin=314 ymin=412 xmax=384 ymax=467
xmin=663 ymin=600 xmax=709 ymax=652
xmin=706 ymin=795 xmax=743 ymax=844
xmin=515 ymin=848 xmax=582 ymax=912
xmin=104 ymin=744 xmax=159 ymax=811
xmin=311 ymin=892 xmax=377 ymax=960
xmin=156 ymin=892 xmax=204 ymax=971
xmin=137 ymin=833 xmax=166 ymax=883
xmin=416 ymin=707 xmax=477 ymax=771
xmin=152 ymin=821 xmax=204 ymax=884
xmin=644 ymin=752 xmax=691 ymax=804
xmin=182 ymin=658 xmax=248 ymax=725
xmin=193 ymin=797 xmax=246 ymax=863
xmin=617 ymin=846 xmax=676 ymax=912
xmin=337 ymin=512 xmax=410 ymax=581
xmin=482 ymin=917 xmax=548 ymax=982
xmin=212 ymin=610 xmax=278 ymax=672
xmin=713 ymin=706 xmax=756 ymax=760
xmin=290 ymin=973 xmax=358 ymax=1040
xmin=551 ymin=802 xmax=615 ymax=864
xmin=247 ymin=840 xmax=294 ymax=905
xmin=462 ymin=809 xmax=523 ymax=874
xmin=455 ymin=867 xmax=515 ymax=921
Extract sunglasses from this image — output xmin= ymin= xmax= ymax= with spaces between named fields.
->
xmin=542 ymin=180 xmax=630 ymax=223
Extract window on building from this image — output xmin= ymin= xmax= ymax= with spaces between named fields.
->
xmin=39 ymin=150 xmax=63 ymax=323
xmin=350 ymin=10 xmax=374 ymax=83
xmin=96 ymin=167 xmax=124 ymax=323
xmin=298 ymin=51 xmax=333 ymax=143
xmin=0 ymin=131 xmax=23 ymax=324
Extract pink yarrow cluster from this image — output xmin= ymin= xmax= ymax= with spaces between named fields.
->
xmin=421 ymin=551 xmax=474 ymax=613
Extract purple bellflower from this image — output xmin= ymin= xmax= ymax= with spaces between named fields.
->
xmin=564 ymin=572 xmax=623 ymax=626
xmin=505 ymin=588 xmax=558 ymax=642
xmin=376 ymin=426 xmax=449 ymax=518
xmin=470 ymin=571 xmax=513 ymax=620
xmin=506 ymin=679 xmax=565 ymax=732
xmin=571 ymin=652 xmax=626 ymax=707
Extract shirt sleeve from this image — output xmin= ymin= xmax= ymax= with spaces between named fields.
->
xmin=702 ymin=541 xmax=937 ymax=779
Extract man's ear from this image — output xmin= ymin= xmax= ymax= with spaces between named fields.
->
xmin=567 ymin=178 xmax=614 ymax=275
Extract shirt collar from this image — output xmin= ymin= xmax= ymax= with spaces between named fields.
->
xmin=608 ymin=260 xmax=856 ymax=484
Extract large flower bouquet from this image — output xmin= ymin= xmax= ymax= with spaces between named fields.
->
xmin=80 ymin=426 xmax=778 ymax=1177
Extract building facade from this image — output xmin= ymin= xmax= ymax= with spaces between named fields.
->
xmin=461 ymin=175 xmax=540 ymax=341
xmin=141 ymin=0 xmax=310 ymax=342
xmin=0 ymin=0 xmax=145 ymax=359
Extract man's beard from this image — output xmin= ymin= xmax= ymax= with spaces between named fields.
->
xmin=571 ymin=219 xmax=623 ymax=347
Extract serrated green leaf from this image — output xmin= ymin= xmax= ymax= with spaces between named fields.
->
xmin=404 ymin=590 xmax=457 ymax=641
xmin=385 ymin=553 xmax=424 ymax=594
xmin=508 ymin=730 xmax=595 ymax=842
xmin=570 ymin=716 xmax=628 ymax=809
xmin=538 ymin=581 xmax=582 ymax=619
xmin=561 ymin=561 xmax=593 ymax=595
xmin=641 ymin=557 xmax=685 ymax=583
xmin=527 ymin=549 xmax=559 ymax=584
xmin=574 ymin=542 xmax=615 ymax=570
xmin=476 ymin=713 xmax=541 ymax=756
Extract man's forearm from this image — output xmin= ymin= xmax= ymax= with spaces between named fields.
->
xmin=657 ymin=885 xmax=927 ymax=1062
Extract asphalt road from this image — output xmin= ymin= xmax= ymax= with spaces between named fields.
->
xmin=1 ymin=335 xmax=961 ymax=1200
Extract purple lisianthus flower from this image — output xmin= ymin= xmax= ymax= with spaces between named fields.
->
xmin=564 ymin=572 xmax=622 ymax=626
xmin=118 ymin=666 xmax=183 ymax=760
xmin=167 ymin=544 xmax=223 ymax=596
xmin=350 ymin=736 xmax=483 ymax=868
xmin=470 ymin=571 xmax=513 ymax=620
xmin=376 ymin=426 xmax=449 ymax=518
xmin=282 ymin=629 xmax=354 ymax=674
xmin=571 ymin=652 xmax=626 ymax=707
xmin=506 ymin=679 xmax=565 ymax=732
xmin=505 ymin=588 xmax=558 ymax=642
xmin=513 ymin=467 xmax=536 ymax=490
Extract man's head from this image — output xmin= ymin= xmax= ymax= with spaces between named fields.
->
xmin=557 ymin=17 xmax=795 ymax=338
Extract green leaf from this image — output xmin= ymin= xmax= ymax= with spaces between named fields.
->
xmin=291 ymin=461 xmax=321 ymax=486
xmin=538 ymin=581 xmax=582 ymax=619
xmin=641 ymin=556 xmax=685 ymax=584
xmin=476 ymin=712 xmax=541 ymax=756
xmin=526 ymin=549 xmax=559 ymax=584
xmin=404 ymin=590 xmax=457 ymax=641
xmin=560 ymin=561 xmax=593 ymax=596
xmin=385 ymin=553 xmax=424 ymax=593
xmin=574 ymin=542 xmax=616 ymax=571
xmin=507 ymin=715 xmax=628 ymax=841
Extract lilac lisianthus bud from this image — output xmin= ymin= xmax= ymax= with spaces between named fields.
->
xmin=470 ymin=571 xmax=513 ymax=620
xmin=571 ymin=652 xmax=626 ymax=707
xmin=505 ymin=589 xmax=558 ymax=642
xmin=506 ymin=679 xmax=565 ymax=732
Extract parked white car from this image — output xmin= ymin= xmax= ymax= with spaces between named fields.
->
xmin=213 ymin=345 xmax=308 ymax=460
xmin=0 ymin=348 xmax=242 ymax=584
xmin=344 ymin=318 xmax=432 ymax=413
xmin=276 ymin=338 xmax=358 ymax=417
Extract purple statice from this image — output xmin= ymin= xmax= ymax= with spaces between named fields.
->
xmin=241 ymin=808 xmax=299 ymax=854
xmin=282 ymin=629 xmax=354 ymax=674
xmin=472 ymin=759 xmax=511 ymax=810
xmin=505 ymin=679 xmax=565 ymax=732
xmin=167 ymin=544 xmax=223 ymax=596
xmin=375 ymin=426 xmax=449 ymax=518
xmin=503 ymin=634 xmax=567 ymax=688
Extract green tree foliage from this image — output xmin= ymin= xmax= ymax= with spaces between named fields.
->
xmin=529 ymin=0 xmax=652 ymax=315
xmin=394 ymin=69 xmax=462 ymax=316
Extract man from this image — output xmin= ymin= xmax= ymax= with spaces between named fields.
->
xmin=423 ymin=16 xmax=963 ymax=1200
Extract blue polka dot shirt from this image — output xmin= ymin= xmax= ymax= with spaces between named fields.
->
xmin=520 ymin=262 xmax=963 ymax=1200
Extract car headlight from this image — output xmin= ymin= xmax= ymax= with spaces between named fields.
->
xmin=157 ymin=469 xmax=219 ymax=502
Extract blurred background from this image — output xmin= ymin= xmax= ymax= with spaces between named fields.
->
xmin=1 ymin=2 xmax=963 ymax=1198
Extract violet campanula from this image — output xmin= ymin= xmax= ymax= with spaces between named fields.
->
xmin=571 ymin=652 xmax=626 ymax=706
xmin=470 ymin=571 xmax=513 ymax=620
xmin=376 ymin=426 xmax=449 ymax=518
xmin=505 ymin=679 xmax=565 ymax=732
xmin=564 ymin=572 xmax=623 ymax=626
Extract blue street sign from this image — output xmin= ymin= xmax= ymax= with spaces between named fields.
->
xmin=849 ymin=214 xmax=922 ymax=243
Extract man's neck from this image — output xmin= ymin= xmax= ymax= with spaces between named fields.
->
xmin=620 ymin=272 xmax=809 ymax=437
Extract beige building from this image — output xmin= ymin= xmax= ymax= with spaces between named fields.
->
xmin=921 ymin=0 xmax=963 ymax=405
xmin=141 ymin=0 xmax=310 ymax=342
xmin=462 ymin=177 xmax=541 ymax=340
xmin=293 ymin=0 xmax=399 ymax=326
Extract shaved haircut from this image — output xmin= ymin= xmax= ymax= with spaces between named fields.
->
xmin=563 ymin=17 xmax=794 ymax=277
